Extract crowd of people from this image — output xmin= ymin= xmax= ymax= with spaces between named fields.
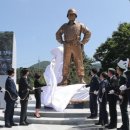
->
xmin=0 ymin=58 xmax=130 ymax=130
xmin=0 ymin=68 xmax=45 ymax=128
xmin=86 ymin=58 xmax=130 ymax=130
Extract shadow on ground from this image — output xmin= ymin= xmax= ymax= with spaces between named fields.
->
xmin=67 ymin=124 xmax=106 ymax=130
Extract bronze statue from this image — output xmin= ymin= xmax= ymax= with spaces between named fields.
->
xmin=56 ymin=8 xmax=91 ymax=85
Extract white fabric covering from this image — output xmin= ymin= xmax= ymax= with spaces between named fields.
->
xmin=41 ymin=46 xmax=89 ymax=112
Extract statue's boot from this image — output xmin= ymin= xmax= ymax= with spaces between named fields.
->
xmin=57 ymin=76 xmax=68 ymax=86
xmin=79 ymin=76 xmax=86 ymax=84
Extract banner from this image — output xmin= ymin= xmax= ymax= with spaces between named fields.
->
xmin=0 ymin=32 xmax=13 ymax=75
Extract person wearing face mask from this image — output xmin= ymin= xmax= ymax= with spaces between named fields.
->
xmin=56 ymin=8 xmax=91 ymax=86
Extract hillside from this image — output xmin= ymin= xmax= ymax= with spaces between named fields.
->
xmin=30 ymin=61 xmax=50 ymax=70
xmin=16 ymin=61 xmax=50 ymax=85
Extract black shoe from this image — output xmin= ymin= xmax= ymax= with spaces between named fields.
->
xmin=117 ymin=128 xmax=122 ymax=130
xmin=92 ymin=116 xmax=97 ymax=119
xmin=95 ymin=122 xmax=102 ymax=125
xmin=105 ymin=124 xmax=110 ymax=128
xmin=25 ymin=121 xmax=31 ymax=125
xmin=103 ymin=122 xmax=108 ymax=126
xmin=0 ymin=125 xmax=3 ymax=128
xmin=5 ymin=124 xmax=12 ymax=128
xmin=107 ymin=125 xmax=117 ymax=129
xmin=19 ymin=122 xmax=28 ymax=126
xmin=87 ymin=115 xmax=93 ymax=119
xmin=11 ymin=123 xmax=18 ymax=126
xmin=117 ymin=125 xmax=128 ymax=130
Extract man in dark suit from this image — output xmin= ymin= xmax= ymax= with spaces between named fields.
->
xmin=105 ymin=68 xmax=119 ymax=129
xmin=86 ymin=68 xmax=100 ymax=118
xmin=18 ymin=68 xmax=33 ymax=125
xmin=4 ymin=68 xmax=18 ymax=128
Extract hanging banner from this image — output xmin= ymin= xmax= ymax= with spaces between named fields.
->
xmin=0 ymin=32 xmax=13 ymax=75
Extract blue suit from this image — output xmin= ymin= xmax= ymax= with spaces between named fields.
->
xmin=86 ymin=75 xmax=100 ymax=117
xmin=4 ymin=76 xmax=18 ymax=126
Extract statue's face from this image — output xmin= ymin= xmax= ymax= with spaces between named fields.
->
xmin=68 ymin=13 xmax=76 ymax=21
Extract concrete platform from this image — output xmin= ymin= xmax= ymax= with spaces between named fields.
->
xmin=0 ymin=95 xmax=130 ymax=126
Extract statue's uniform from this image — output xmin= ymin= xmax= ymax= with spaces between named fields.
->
xmin=56 ymin=21 xmax=91 ymax=79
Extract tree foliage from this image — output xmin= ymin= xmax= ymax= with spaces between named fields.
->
xmin=17 ymin=62 xmax=49 ymax=87
xmin=94 ymin=23 xmax=130 ymax=70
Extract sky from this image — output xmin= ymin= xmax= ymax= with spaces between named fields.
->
xmin=0 ymin=0 xmax=130 ymax=68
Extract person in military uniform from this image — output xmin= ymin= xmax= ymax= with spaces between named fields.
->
xmin=95 ymin=72 xmax=109 ymax=126
xmin=4 ymin=68 xmax=18 ymax=128
xmin=86 ymin=68 xmax=100 ymax=118
xmin=105 ymin=68 xmax=119 ymax=129
xmin=56 ymin=8 xmax=91 ymax=85
xmin=125 ymin=58 xmax=130 ymax=105
xmin=18 ymin=68 xmax=33 ymax=125
xmin=116 ymin=59 xmax=129 ymax=130
xmin=124 ymin=58 xmax=130 ymax=130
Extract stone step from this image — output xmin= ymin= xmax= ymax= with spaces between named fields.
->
xmin=1 ymin=105 xmax=130 ymax=125
xmin=13 ymin=101 xmax=130 ymax=118
xmin=0 ymin=114 xmax=129 ymax=125
xmin=14 ymin=107 xmax=130 ymax=118
xmin=0 ymin=95 xmax=130 ymax=125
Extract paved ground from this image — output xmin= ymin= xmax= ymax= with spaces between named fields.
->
xmin=0 ymin=109 xmax=124 ymax=130
xmin=0 ymin=120 xmax=123 ymax=130
xmin=0 ymin=95 xmax=129 ymax=130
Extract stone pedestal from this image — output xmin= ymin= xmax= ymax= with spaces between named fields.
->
xmin=0 ymin=32 xmax=16 ymax=108
xmin=67 ymin=101 xmax=89 ymax=109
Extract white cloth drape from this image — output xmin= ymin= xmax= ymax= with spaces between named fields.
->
xmin=41 ymin=46 xmax=89 ymax=112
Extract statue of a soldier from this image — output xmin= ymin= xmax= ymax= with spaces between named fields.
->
xmin=56 ymin=8 xmax=91 ymax=85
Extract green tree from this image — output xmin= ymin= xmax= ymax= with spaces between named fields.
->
xmin=94 ymin=23 xmax=130 ymax=70
xmin=16 ymin=61 xmax=49 ymax=87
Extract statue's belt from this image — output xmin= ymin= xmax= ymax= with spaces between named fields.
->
xmin=64 ymin=40 xmax=80 ymax=44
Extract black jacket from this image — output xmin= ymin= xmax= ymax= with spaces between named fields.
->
xmin=18 ymin=77 xmax=32 ymax=100
xmin=86 ymin=75 xmax=100 ymax=93
xmin=107 ymin=75 xmax=118 ymax=101
xmin=117 ymin=75 xmax=127 ymax=95
xmin=125 ymin=69 xmax=130 ymax=100
xmin=125 ymin=69 xmax=130 ymax=89
xmin=4 ymin=76 xmax=18 ymax=101
xmin=98 ymin=79 xmax=109 ymax=100
xmin=107 ymin=75 xmax=119 ymax=92
xmin=34 ymin=79 xmax=46 ymax=94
